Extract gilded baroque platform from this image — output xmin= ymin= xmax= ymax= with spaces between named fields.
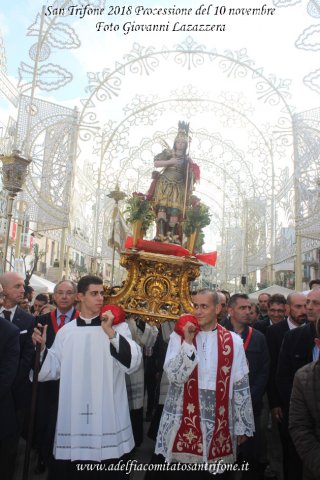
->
xmin=105 ymin=250 xmax=200 ymax=324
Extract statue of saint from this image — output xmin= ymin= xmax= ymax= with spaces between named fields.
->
xmin=151 ymin=121 xmax=199 ymax=244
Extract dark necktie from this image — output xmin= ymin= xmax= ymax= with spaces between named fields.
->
xmin=3 ymin=310 xmax=11 ymax=321
xmin=59 ymin=314 xmax=66 ymax=328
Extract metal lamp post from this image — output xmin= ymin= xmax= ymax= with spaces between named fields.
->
xmin=15 ymin=200 xmax=28 ymax=261
xmin=107 ymin=185 xmax=126 ymax=287
xmin=0 ymin=150 xmax=31 ymax=272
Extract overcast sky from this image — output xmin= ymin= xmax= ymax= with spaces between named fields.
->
xmin=1 ymin=0 xmax=319 ymax=112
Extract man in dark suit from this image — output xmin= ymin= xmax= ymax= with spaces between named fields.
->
xmin=0 ymin=273 xmax=35 ymax=405
xmin=0 ymin=281 xmax=20 ymax=480
xmin=267 ymin=293 xmax=307 ymax=480
xmin=0 ymin=317 xmax=20 ymax=480
xmin=289 ymin=318 xmax=320 ymax=480
xmin=254 ymin=293 xmax=287 ymax=335
xmin=225 ymin=293 xmax=270 ymax=480
xmin=267 ymin=293 xmax=307 ymax=418
xmin=0 ymin=272 xmax=35 ymax=477
xmin=34 ymin=280 xmax=78 ymax=472
xmin=251 ymin=294 xmax=286 ymax=479
xmin=276 ymin=289 xmax=320 ymax=480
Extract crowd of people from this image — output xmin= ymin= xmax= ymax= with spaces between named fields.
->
xmin=0 ymin=272 xmax=319 ymax=480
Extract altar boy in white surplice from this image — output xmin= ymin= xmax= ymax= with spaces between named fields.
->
xmin=32 ymin=275 xmax=142 ymax=479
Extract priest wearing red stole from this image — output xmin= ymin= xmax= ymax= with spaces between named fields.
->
xmin=153 ymin=289 xmax=255 ymax=479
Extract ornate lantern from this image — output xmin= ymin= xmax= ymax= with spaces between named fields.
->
xmin=0 ymin=150 xmax=31 ymax=271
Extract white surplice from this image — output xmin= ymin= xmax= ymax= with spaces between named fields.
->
xmin=38 ymin=319 xmax=141 ymax=461
xmin=155 ymin=330 xmax=255 ymax=464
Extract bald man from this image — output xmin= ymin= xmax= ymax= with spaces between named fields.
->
xmin=276 ymin=290 xmax=319 ymax=480
xmin=0 ymin=280 xmax=20 ymax=480
xmin=0 ymin=273 xmax=35 ymax=403
xmin=0 ymin=273 xmax=35 ymax=477
xmin=267 ymin=292 xmax=307 ymax=419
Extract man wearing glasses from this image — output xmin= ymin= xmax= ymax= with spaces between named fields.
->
xmin=254 ymin=294 xmax=287 ymax=335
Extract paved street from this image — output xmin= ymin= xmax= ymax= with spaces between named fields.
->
xmin=14 ymin=419 xmax=155 ymax=480
xmin=13 ymin=410 xmax=282 ymax=480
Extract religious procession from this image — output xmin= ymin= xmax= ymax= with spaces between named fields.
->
xmin=0 ymin=118 xmax=319 ymax=480
xmin=1 ymin=2 xmax=320 ymax=480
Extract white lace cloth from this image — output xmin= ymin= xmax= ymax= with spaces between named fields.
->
xmin=155 ymin=330 xmax=255 ymax=464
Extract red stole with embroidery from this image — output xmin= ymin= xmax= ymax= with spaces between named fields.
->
xmin=50 ymin=309 xmax=79 ymax=335
xmin=172 ymin=323 xmax=234 ymax=461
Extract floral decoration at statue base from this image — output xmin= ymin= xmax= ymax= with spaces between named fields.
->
xmin=124 ymin=192 xmax=155 ymax=247
xmin=123 ymin=190 xmax=215 ymax=265
xmin=183 ymin=196 xmax=211 ymax=254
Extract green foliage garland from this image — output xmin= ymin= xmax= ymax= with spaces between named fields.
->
xmin=124 ymin=193 xmax=155 ymax=231
xmin=183 ymin=202 xmax=211 ymax=237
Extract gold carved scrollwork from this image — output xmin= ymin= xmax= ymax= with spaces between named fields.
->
xmin=104 ymin=251 xmax=200 ymax=325
xmin=145 ymin=276 xmax=169 ymax=298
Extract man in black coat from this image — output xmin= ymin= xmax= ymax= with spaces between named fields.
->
xmin=276 ymin=288 xmax=320 ymax=480
xmin=34 ymin=280 xmax=78 ymax=473
xmin=252 ymin=294 xmax=287 ymax=477
xmin=267 ymin=293 xmax=307 ymax=417
xmin=0 ymin=272 xmax=35 ymax=414
xmin=267 ymin=293 xmax=307 ymax=480
xmin=277 ymin=289 xmax=320 ymax=413
xmin=225 ymin=293 xmax=270 ymax=480
xmin=289 ymin=318 xmax=320 ymax=480
xmin=0 ymin=282 xmax=20 ymax=480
